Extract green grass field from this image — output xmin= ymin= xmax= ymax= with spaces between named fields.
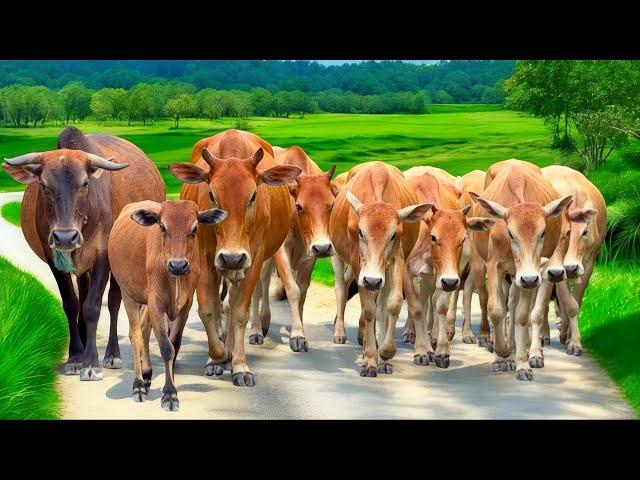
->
xmin=1 ymin=201 xmax=20 ymax=226
xmin=0 ymin=256 xmax=67 ymax=419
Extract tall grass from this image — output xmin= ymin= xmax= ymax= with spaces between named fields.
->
xmin=0 ymin=256 xmax=67 ymax=419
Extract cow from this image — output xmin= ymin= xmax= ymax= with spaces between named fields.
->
xmin=329 ymin=161 xmax=431 ymax=376
xmin=469 ymin=159 xmax=572 ymax=381
xmin=252 ymin=146 xmax=340 ymax=350
xmin=109 ymin=200 xmax=227 ymax=410
xmin=168 ymin=129 xmax=301 ymax=387
xmin=403 ymin=170 xmax=494 ymax=367
xmin=2 ymin=127 xmax=165 ymax=381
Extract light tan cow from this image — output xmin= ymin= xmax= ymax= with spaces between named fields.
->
xmin=470 ymin=159 xmax=572 ymax=381
xmin=109 ymin=200 xmax=227 ymax=410
xmin=168 ymin=129 xmax=301 ymax=387
xmin=329 ymin=161 xmax=431 ymax=376
xmin=333 ymin=171 xmax=349 ymax=190
xmin=403 ymin=170 xmax=494 ymax=367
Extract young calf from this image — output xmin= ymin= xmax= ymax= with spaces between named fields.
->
xmin=109 ymin=200 xmax=227 ymax=410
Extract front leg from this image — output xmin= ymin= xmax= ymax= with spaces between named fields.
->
xmin=148 ymin=302 xmax=179 ymax=411
xmin=248 ymin=275 xmax=264 ymax=345
xmin=50 ymin=267 xmax=84 ymax=375
xmin=331 ymin=254 xmax=349 ymax=344
xmin=413 ymin=274 xmax=436 ymax=365
xmin=461 ymin=273 xmax=476 ymax=344
xmin=378 ymin=257 xmax=405 ymax=374
xmin=529 ymin=280 xmax=553 ymax=368
xmin=445 ymin=287 xmax=459 ymax=341
xmin=433 ymin=288 xmax=452 ymax=368
xmin=358 ymin=287 xmax=379 ymax=377
xmin=487 ymin=261 xmax=511 ymax=372
xmin=273 ymin=247 xmax=307 ymax=352
xmin=403 ymin=267 xmax=421 ymax=347
xmin=556 ymin=281 xmax=582 ymax=356
xmin=103 ymin=274 xmax=123 ymax=369
xmin=514 ymin=287 xmax=536 ymax=381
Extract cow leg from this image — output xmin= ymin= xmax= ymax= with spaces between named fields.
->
xmin=378 ymin=258 xmax=403 ymax=373
xmin=358 ymin=287 xmax=379 ymax=377
xmin=296 ymin=257 xmax=315 ymax=322
xmin=445 ymin=287 xmax=459 ymax=341
xmin=139 ymin=306 xmax=153 ymax=391
xmin=103 ymin=274 xmax=122 ymax=369
xmin=514 ymin=287 xmax=536 ymax=381
xmin=529 ymin=280 xmax=554 ymax=368
xmin=79 ymin=256 xmax=110 ymax=381
xmin=77 ymin=272 xmax=89 ymax=349
xmin=198 ymin=260 xmax=230 ymax=376
xmin=122 ymin=295 xmax=146 ymax=402
xmin=248 ymin=273 xmax=264 ymax=345
xmin=51 ymin=267 xmax=84 ymax=375
xmin=375 ymin=277 xmax=391 ymax=349
xmin=148 ymin=304 xmax=179 ymax=411
xmin=539 ymin=293 xmax=551 ymax=347
xmin=506 ymin=281 xmax=518 ymax=357
xmin=433 ymin=288 xmax=453 ymax=368
xmin=274 ymin=273 xmax=287 ymax=301
xmin=462 ymin=273 xmax=476 ymax=344
xmin=414 ymin=275 xmax=436 ymax=365
xmin=273 ymin=247 xmax=306 ymax=352
xmin=403 ymin=268 xmax=420 ymax=346
xmin=487 ymin=262 xmax=511 ymax=372
xmin=331 ymin=254 xmax=349 ymax=344
xmin=259 ymin=258 xmax=275 ymax=337
xmin=169 ymin=299 xmax=193 ymax=362
xmin=473 ymin=265 xmax=491 ymax=349
xmin=557 ymin=281 xmax=582 ymax=356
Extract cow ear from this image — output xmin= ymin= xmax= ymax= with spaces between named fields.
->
xmin=330 ymin=181 xmax=341 ymax=197
xmin=2 ymin=163 xmax=42 ymax=184
xmin=198 ymin=208 xmax=228 ymax=225
xmin=258 ymin=165 xmax=302 ymax=186
xmin=469 ymin=192 xmax=507 ymax=220
xmin=466 ymin=216 xmax=495 ymax=232
xmin=168 ymin=163 xmax=209 ymax=184
xmin=325 ymin=165 xmax=337 ymax=181
xmin=461 ymin=204 xmax=472 ymax=216
xmin=544 ymin=195 xmax=573 ymax=219
xmin=345 ymin=190 xmax=363 ymax=213
xmin=131 ymin=209 xmax=160 ymax=226
xmin=252 ymin=147 xmax=264 ymax=167
xmin=568 ymin=207 xmax=598 ymax=223
xmin=398 ymin=203 xmax=433 ymax=223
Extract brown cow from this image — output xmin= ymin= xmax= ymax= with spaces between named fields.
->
xmin=109 ymin=200 xmax=227 ymax=410
xmin=403 ymin=170 xmax=494 ymax=367
xmin=470 ymin=159 xmax=572 ymax=381
xmin=329 ymin=161 xmax=431 ymax=376
xmin=168 ymin=130 xmax=301 ymax=387
xmin=2 ymin=127 xmax=165 ymax=381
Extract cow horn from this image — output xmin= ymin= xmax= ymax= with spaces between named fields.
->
xmin=4 ymin=152 xmax=44 ymax=166
xmin=325 ymin=165 xmax=337 ymax=181
xmin=86 ymin=153 xmax=128 ymax=171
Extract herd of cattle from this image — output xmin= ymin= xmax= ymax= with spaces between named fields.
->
xmin=2 ymin=127 xmax=606 ymax=411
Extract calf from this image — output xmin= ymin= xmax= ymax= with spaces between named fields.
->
xmin=109 ymin=200 xmax=226 ymax=410
xmin=329 ymin=161 xmax=430 ymax=376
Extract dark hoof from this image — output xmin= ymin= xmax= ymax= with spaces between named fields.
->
xmin=413 ymin=354 xmax=429 ymax=366
xmin=204 ymin=362 xmax=224 ymax=376
xmin=261 ymin=325 xmax=270 ymax=337
xmin=377 ymin=363 xmax=393 ymax=374
xmin=333 ymin=334 xmax=347 ymax=344
xmin=290 ymin=336 xmax=308 ymax=352
xmin=402 ymin=332 xmax=416 ymax=343
xmin=161 ymin=393 xmax=180 ymax=412
xmin=434 ymin=354 xmax=450 ymax=369
xmin=567 ymin=345 xmax=583 ymax=356
xmin=529 ymin=356 xmax=544 ymax=368
xmin=359 ymin=365 xmax=377 ymax=377
xmin=516 ymin=369 xmax=534 ymax=381
xmin=132 ymin=388 xmax=147 ymax=403
xmin=79 ymin=367 xmax=103 ymax=381
xmin=541 ymin=336 xmax=551 ymax=347
xmin=64 ymin=362 xmax=83 ymax=375
xmin=249 ymin=333 xmax=264 ymax=345
xmin=462 ymin=335 xmax=477 ymax=344
xmin=102 ymin=356 xmax=122 ymax=369
xmin=232 ymin=372 xmax=256 ymax=387
xmin=492 ymin=360 xmax=508 ymax=372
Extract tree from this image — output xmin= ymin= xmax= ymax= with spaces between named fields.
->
xmin=481 ymin=86 xmax=505 ymax=104
xmin=59 ymin=81 xmax=92 ymax=123
xmin=250 ymin=88 xmax=275 ymax=117
xmin=91 ymin=89 xmax=114 ymax=123
xmin=164 ymin=93 xmax=196 ymax=128
xmin=126 ymin=83 xmax=153 ymax=125
xmin=432 ymin=90 xmax=454 ymax=104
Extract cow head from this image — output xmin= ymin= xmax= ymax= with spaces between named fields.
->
xmin=3 ymin=149 xmax=128 ymax=252
xmin=561 ymin=204 xmax=598 ymax=279
xmin=131 ymin=200 xmax=227 ymax=277
xmin=346 ymin=190 xmax=431 ymax=291
xmin=168 ymin=147 xmax=301 ymax=276
xmin=470 ymin=192 xmax=573 ymax=289
xmin=289 ymin=165 xmax=340 ymax=258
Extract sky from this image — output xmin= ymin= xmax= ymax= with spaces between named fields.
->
xmin=314 ymin=60 xmax=439 ymax=66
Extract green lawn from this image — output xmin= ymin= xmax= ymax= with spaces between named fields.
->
xmin=0 ymin=256 xmax=67 ymax=419
xmin=1 ymin=201 xmax=20 ymax=226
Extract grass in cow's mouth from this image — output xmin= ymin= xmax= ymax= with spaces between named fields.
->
xmin=0 ymin=256 xmax=67 ymax=419
xmin=1 ymin=201 xmax=21 ymax=226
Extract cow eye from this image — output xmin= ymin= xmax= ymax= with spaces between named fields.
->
xmin=295 ymin=202 xmax=303 ymax=213
xmin=508 ymin=229 xmax=514 ymax=240
xmin=430 ymin=234 xmax=437 ymax=243
xmin=39 ymin=181 xmax=48 ymax=191
xmin=389 ymin=231 xmax=396 ymax=242
xmin=461 ymin=235 xmax=467 ymax=245
xmin=249 ymin=190 xmax=257 ymax=205
xmin=159 ymin=224 xmax=168 ymax=235
xmin=191 ymin=225 xmax=198 ymax=236
xmin=582 ymin=229 xmax=588 ymax=237
xmin=328 ymin=202 xmax=334 ymax=212
xmin=81 ymin=179 xmax=89 ymax=190
xmin=358 ymin=229 xmax=365 ymax=241
xmin=540 ymin=229 xmax=545 ymax=239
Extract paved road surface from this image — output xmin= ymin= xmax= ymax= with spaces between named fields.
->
xmin=0 ymin=192 xmax=634 ymax=419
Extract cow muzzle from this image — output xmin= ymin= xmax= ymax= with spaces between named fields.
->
xmin=360 ymin=274 xmax=384 ymax=291
xmin=564 ymin=262 xmax=583 ymax=279
xmin=49 ymin=229 xmax=82 ymax=251
xmin=546 ymin=267 xmax=566 ymax=283
xmin=439 ymin=276 xmax=460 ymax=292
xmin=167 ymin=258 xmax=190 ymax=276
xmin=310 ymin=242 xmax=334 ymax=258
xmin=517 ymin=273 xmax=540 ymax=289
xmin=216 ymin=251 xmax=250 ymax=271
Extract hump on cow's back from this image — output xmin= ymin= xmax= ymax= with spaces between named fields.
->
xmin=57 ymin=126 xmax=96 ymax=152
xmin=484 ymin=159 xmax=542 ymax=189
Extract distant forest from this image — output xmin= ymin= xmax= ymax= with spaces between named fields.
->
xmin=0 ymin=60 xmax=514 ymax=103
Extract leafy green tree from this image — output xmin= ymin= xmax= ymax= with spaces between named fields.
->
xmin=164 ymin=93 xmax=196 ymax=128
xmin=250 ymin=88 xmax=275 ymax=117
xmin=59 ymin=81 xmax=92 ymax=123
xmin=90 ymin=89 xmax=114 ymax=123
xmin=126 ymin=83 xmax=153 ymax=125
xmin=432 ymin=90 xmax=454 ymax=104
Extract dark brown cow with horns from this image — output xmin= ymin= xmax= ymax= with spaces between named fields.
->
xmin=2 ymin=127 xmax=165 ymax=381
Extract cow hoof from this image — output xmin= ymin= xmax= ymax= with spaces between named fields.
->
xmin=462 ymin=334 xmax=477 ymax=344
xmin=413 ymin=354 xmax=430 ymax=366
xmin=359 ymin=365 xmax=377 ymax=377
xmin=541 ymin=336 xmax=551 ymax=347
xmin=161 ymin=393 xmax=180 ymax=412
xmin=102 ymin=356 xmax=122 ymax=369
xmin=377 ymin=363 xmax=393 ymax=374
xmin=402 ymin=332 xmax=416 ymax=343
xmin=529 ymin=356 xmax=544 ymax=368
xmin=132 ymin=388 xmax=147 ymax=403
xmin=333 ymin=334 xmax=347 ymax=344
xmin=204 ymin=362 xmax=224 ymax=376
xmin=567 ymin=345 xmax=583 ymax=356
xmin=434 ymin=354 xmax=450 ymax=369
xmin=516 ymin=369 xmax=534 ymax=381
xmin=232 ymin=372 xmax=256 ymax=387
xmin=79 ymin=367 xmax=103 ymax=381
xmin=290 ymin=336 xmax=309 ymax=352
xmin=249 ymin=334 xmax=264 ymax=345
xmin=492 ymin=360 xmax=508 ymax=372
xmin=64 ymin=362 xmax=83 ymax=375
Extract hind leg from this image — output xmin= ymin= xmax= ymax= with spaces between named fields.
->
xmin=103 ymin=274 xmax=123 ymax=369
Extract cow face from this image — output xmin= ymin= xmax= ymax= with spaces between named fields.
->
xmin=289 ymin=165 xmax=340 ymax=258
xmin=168 ymin=147 xmax=301 ymax=276
xmin=562 ymin=206 xmax=598 ymax=279
xmin=3 ymin=149 xmax=128 ymax=252
xmin=470 ymin=192 xmax=573 ymax=289
xmin=346 ymin=190 xmax=431 ymax=291
xmin=132 ymin=200 xmax=227 ymax=277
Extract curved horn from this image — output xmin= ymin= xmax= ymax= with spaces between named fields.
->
xmin=201 ymin=148 xmax=217 ymax=168
xmin=4 ymin=152 xmax=44 ymax=166
xmin=86 ymin=153 xmax=128 ymax=171
xmin=325 ymin=165 xmax=337 ymax=181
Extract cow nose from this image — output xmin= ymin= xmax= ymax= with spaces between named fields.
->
xmin=362 ymin=276 xmax=383 ymax=291
xmin=440 ymin=277 xmax=460 ymax=291
xmin=564 ymin=263 xmax=580 ymax=277
xmin=218 ymin=252 xmax=247 ymax=270
xmin=547 ymin=268 xmax=566 ymax=282
xmin=311 ymin=243 xmax=333 ymax=257
xmin=519 ymin=275 xmax=540 ymax=289
xmin=51 ymin=229 xmax=80 ymax=250
xmin=167 ymin=259 xmax=189 ymax=276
